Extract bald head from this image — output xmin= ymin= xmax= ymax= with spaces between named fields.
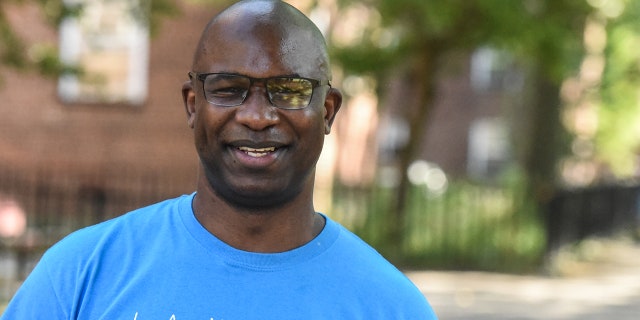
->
xmin=192 ymin=0 xmax=331 ymax=81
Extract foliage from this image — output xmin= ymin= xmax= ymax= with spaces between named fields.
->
xmin=597 ymin=0 xmax=640 ymax=176
xmin=0 ymin=0 xmax=179 ymax=77
xmin=332 ymin=0 xmax=591 ymax=81
xmin=0 ymin=3 xmax=26 ymax=69
xmin=329 ymin=0 xmax=596 ymax=253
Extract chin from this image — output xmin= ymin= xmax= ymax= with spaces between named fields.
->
xmin=227 ymin=192 xmax=294 ymax=211
xmin=203 ymin=168 xmax=309 ymax=210
xmin=219 ymin=182 xmax=303 ymax=211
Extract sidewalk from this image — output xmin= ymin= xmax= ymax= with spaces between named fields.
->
xmin=408 ymin=238 xmax=640 ymax=319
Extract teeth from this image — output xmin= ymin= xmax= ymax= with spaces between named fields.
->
xmin=238 ymin=146 xmax=276 ymax=157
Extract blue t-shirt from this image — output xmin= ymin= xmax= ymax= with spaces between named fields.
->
xmin=1 ymin=194 xmax=437 ymax=319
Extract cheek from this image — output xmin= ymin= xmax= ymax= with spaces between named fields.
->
xmin=296 ymin=108 xmax=327 ymax=138
xmin=192 ymin=113 xmax=208 ymax=144
xmin=306 ymin=106 xmax=329 ymax=129
xmin=193 ymin=122 xmax=209 ymax=153
xmin=297 ymin=110 xmax=327 ymax=156
xmin=193 ymin=108 xmax=224 ymax=153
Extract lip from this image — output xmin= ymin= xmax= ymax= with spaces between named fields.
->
xmin=237 ymin=146 xmax=277 ymax=158
xmin=227 ymin=140 xmax=287 ymax=168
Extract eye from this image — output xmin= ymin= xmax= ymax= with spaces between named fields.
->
xmin=207 ymin=86 xmax=246 ymax=98
xmin=269 ymin=78 xmax=313 ymax=96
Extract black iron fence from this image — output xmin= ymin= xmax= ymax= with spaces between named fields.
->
xmin=336 ymin=181 xmax=546 ymax=272
xmin=545 ymin=182 xmax=640 ymax=253
xmin=0 ymin=163 xmax=196 ymax=300
xmin=0 ymin=164 xmax=195 ymax=243
xmin=1 ymin=162 xmax=638 ymax=300
xmin=332 ymin=179 xmax=640 ymax=272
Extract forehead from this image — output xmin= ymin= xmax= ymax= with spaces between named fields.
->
xmin=194 ymin=10 xmax=327 ymax=78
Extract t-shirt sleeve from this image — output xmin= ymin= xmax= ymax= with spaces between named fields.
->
xmin=1 ymin=257 xmax=68 ymax=319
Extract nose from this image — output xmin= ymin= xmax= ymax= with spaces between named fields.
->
xmin=234 ymin=86 xmax=280 ymax=131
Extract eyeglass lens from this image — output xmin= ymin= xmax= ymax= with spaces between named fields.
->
xmin=202 ymin=74 xmax=315 ymax=109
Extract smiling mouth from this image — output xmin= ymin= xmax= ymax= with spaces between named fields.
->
xmin=237 ymin=146 xmax=277 ymax=158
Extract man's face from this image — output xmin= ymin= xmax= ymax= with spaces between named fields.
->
xmin=183 ymin=21 xmax=340 ymax=209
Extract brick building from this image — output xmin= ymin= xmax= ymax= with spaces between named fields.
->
xmin=0 ymin=1 xmax=232 ymax=243
xmin=0 ymin=0 xmax=513 ymax=235
xmin=0 ymin=1 xmax=222 ymax=192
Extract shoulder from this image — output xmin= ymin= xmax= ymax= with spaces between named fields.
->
xmin=321 ymin=218 xmax=437 ymax=318
xmin=43 ymin=194 xmax=193 ymax=264
xmin=326 ymin=219 xmax=397 ymax=272
xmin=32 ymin=194 xmax=194 ymax=295
xmin=3 ymin=195 xmax=195 ymax=318
xmin=331 ymin=223 xmax=414 ymax=286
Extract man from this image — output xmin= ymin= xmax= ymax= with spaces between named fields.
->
xmin=1 ymin=0 xmax=438 ymax=318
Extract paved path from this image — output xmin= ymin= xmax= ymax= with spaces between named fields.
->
xmin=408 ymin=238 xmax=640 ymax=319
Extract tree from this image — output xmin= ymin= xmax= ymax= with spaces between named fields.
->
xmin=596 ymin=0 xmax=640 ymax=176
xmin=0 ymin=0 xmax=178 ymax=77
xmin=329 ymin=0 xmax=594 ymax=256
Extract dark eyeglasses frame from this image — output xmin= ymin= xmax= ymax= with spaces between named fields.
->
xmin=188 ymin=72 xmax=331 ymax=110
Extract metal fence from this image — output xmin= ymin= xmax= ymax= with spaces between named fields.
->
xmin=545 ymin=182 xmax=640 ymax=253
xmin=331 ymin=179 xmax=640 ymax=271
xmin=1 ymin=161 xmax=638 ymax=301
xmin=333 ymin=181 xmax=546 ymax=272
xmin=0 ymin=163 xmax=196 ymax=301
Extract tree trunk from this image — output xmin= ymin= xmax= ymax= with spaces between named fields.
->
xmin=387 ymin=50 xmax=440 ymax=258
xmin=522 ymin=66 xmax=568 ymax=211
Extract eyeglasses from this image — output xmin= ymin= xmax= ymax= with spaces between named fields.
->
xmin=189 ymin=72 xmax=330 ymax=110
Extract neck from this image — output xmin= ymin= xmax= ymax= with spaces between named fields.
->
xmin=192 ymin=176 xmax=325 ymax=253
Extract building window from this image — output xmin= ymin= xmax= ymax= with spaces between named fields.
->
xmin=58 ymin=0 xmax=149 ymax=105
xmin=467 ymin=117 xmax=511 ymax=179
xmin=470 ymin=47 xmax=523 ymax=93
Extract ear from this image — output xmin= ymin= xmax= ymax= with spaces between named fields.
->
xmin=182 ymin=80 xmax=197 ymax=129
xmin=323 ymin=88 xmax=342 ymax=134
